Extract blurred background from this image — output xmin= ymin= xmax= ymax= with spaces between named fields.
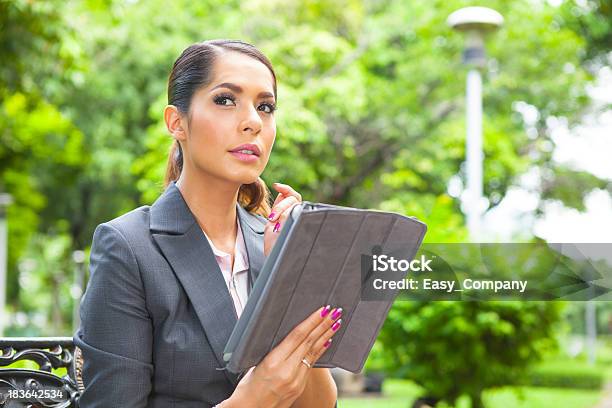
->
xmin=1 ymin=0 xmax=611 ymax=406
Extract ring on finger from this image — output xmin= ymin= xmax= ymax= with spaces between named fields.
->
xmin=301 ymin=357 xmax=312 ymax=368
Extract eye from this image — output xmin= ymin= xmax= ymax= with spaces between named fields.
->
xmin=214 ymin=92 xmax=276 ymax=114
xmin=259 ymin=103 xmax=277 ymax=114
xmin=213 ymin=93 xmax=236 ymax=106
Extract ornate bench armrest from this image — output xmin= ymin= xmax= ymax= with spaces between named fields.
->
xmin=0 ymin=337 xmax=82 ymax=407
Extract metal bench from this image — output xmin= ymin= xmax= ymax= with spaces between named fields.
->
xmin=0 ymin=338 xmax=82 ymax=407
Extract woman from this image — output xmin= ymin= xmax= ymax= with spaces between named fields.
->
xmin=74 ymin=39 xmax=340 ymax=408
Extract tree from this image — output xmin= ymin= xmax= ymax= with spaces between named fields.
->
xmin=377 ymin=301 xmax=562 ymax=408
xmin=561 ymin=0 xmax=612 ymax=65
xmin=1 ymin=0 xmax=87 ymax=305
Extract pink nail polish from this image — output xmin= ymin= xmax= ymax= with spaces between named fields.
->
xmin=320 ymin=305 xmax=331 ymax=317
xmin=268 ymin=212 xmax=276 ymax=220
xmin=331 ymin=308 xmax=343 ymax=320
xmin=331 ymin=319 xmax=342 ymax=332
xmin=273 ymin=222 xmax=280 ymax=232
xmin=324 ymin=338 xmax=333 ymax=348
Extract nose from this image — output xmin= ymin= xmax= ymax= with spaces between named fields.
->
xmin=240 ymin=104 xmax=262 ymax=135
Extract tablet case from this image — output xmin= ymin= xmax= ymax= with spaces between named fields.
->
xmin=223 ymin=202 xmax=427 ymax=374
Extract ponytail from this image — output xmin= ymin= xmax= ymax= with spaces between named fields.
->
xmin=164 ymin=139 xmax=183 ymax=188
xmin=238 ymin=177 xmax=272 ymax=218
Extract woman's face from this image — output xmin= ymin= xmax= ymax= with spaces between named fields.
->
xmin=182 ymin=51 xmax=276 ymax=185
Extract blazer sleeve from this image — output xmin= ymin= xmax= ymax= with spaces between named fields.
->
xmin=73 ymin=222 xmax=154 ymax=408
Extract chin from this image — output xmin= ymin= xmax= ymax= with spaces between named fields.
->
xmin=240 ymin=175 xmax=261 ymax=185
xmin=225 ymin=171 xmax=260 ymax=186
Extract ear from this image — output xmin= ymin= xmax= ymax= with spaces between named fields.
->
xmin=164 ymin=105 xmax=187 ymax=141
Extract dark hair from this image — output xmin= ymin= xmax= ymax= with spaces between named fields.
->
xmin=164 ymin=39 xmax=276 ymax=217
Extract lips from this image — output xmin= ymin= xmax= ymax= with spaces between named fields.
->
xmin=229 ymin=143 xmax=261 ymax=157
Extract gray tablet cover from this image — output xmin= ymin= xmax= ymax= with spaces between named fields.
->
xmin=223 ymin=202 xmax=427 ymax=374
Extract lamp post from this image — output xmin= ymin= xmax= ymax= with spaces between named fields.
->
xmin=448 ymin=7 xmax=503 ymax=239
xmin=0 ymin=193 xmax=13 ymax=335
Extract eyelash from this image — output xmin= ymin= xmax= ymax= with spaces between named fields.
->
xmin=213 ymin=92 xmax=277 ymax=114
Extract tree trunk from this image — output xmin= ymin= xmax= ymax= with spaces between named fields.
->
xmin=471 ymin=392 xmax=485 ymax=408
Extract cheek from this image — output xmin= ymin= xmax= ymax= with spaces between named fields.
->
xmin=187 ymin=110 xmax=227 ymax=152
xmin=264 ymin=127 xmax=276 ymax=156
xmin=262 ymin=118 xmax=276 ymax=147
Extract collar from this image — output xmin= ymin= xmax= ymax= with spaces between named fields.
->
xmin=149 ymin=181 xmax=265 ymax=235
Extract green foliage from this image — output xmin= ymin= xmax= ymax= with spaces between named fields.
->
xmin=1 ymin=0 xmax=87 ymax=304
xmin=7 ymin=230 xmax=78 ymax=336
xmin=0 ymin=92 xmax=86 ymax=302
xmin=3 ymin=359 xmax=68 ymax=378
xmin=0 ymin=0 xmax=75 ymax=94
xmin=133 ymin=0 xmax=606 ymax=216
xmin=560 ymin=0 xmax=612 ymax=64
xmin=374 ymin=301 xmax=563 ymax=407
xmin=541 ymin=166 xmax=610 ymax=211
xmin=524 ymin=359 xmax=605 ymax=390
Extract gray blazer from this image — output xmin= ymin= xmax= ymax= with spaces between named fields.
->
xmin=74 ymin=182 xmax=267 ymax=407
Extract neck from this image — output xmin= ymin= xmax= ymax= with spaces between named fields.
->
xmin=175 ymin=169 xmax=240 ymax=244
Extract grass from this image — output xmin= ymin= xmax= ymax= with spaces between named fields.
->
xmin=338 ymin=379 xmax=605 ymax=408
xmin=338 ymin=379 xmax=422 ymax=408
xmin=482 ymin=386 xmax=603 ymax=408
xmin=340 ymin=337 xmax=612 ymax=407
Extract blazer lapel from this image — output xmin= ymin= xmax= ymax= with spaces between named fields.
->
xmin=236 ymin=204 xmax=265 ymax=293
xmin=150 ymin=182 xmax=265 ymax=386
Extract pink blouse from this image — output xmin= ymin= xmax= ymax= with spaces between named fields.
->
xmin=201 ymin=217 xmax=250 ymax=318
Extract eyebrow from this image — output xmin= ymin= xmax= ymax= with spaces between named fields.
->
xmin=211 ymin=82 xmax=275 ymax=99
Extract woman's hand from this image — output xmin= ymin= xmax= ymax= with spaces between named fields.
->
xmin=227 ymin=305 xmax=342 ymax=408
xmin=264 ymin=182 xmax=302 ymax=257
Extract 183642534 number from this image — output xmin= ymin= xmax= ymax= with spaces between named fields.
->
xmin=1 ymin=388 xmax=65 ymax=403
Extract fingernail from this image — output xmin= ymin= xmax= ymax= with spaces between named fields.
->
xmin=332 ymin=319 xmax=342 ymax=332
xmin=331 ymin=308 xmax=343 ymax=320
xmin=273 ymin=222 xmax=280 ymax=232
xmin=320 ymin=305 xmax=331 ymax=317
xmin=268 ymin=212 xmax=276 ymax=220
xmin=324 ymin=338 xmax=333 ymax=348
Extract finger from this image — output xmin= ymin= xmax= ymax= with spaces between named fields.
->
xmin=268 ymin=193 xmax=294 ymax=221
xmin=294 ymin=316 xmax=342 ymax=378
xmin=270 ymin=202 xmax=301 ymax=234
xmin=271 ymin=192 xmax=285 ymax=209
xmin=268 ymin=196 xmax=300 ymax=224
xmin=288 ymin=307 xmax=343 ymax=368
xmin=310 ymin=323 xmax=338 ymax=362
xmin=272 ymin=182 xmax=302 ymax=202
xmin=271 ymin=185 xmax=292 ymax=207
xmin=269 ymin=305 xmax=332 ymax=361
